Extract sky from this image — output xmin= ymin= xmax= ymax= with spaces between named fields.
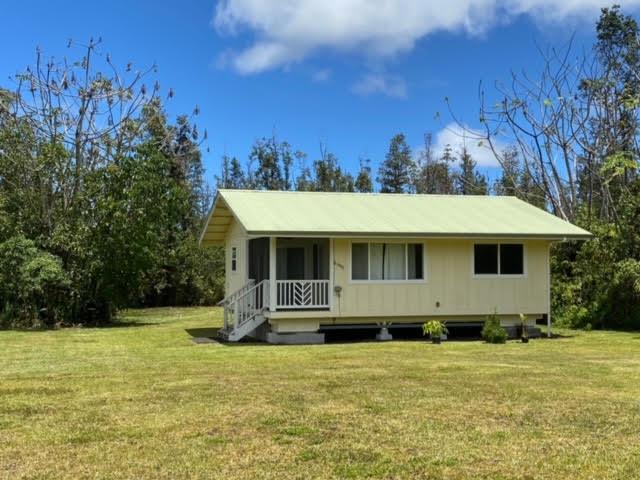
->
xmin=2 ymin=1 xmax=640 ymax=186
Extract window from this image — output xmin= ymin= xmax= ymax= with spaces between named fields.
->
xmin=231 ymin=247 xmax=237 ymax=273
xmin=351 ymin=243 xmax=369 ymax=280
xmin=370 ymin=243 xmax=405 ymax=280
xmin=351 ymin=242 xmax=424 ymax=281
xmin=474 ymin=243 xmax=524 ymax=276
xmin=474 ymin=244 xmax=498 ymax=274
xmin=500 ymin=244 xmax=524 ymax=275
xmin=408 ymin=243 xmax=423 ymax=280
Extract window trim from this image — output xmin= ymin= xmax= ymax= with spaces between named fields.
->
xmin=472 ymin=242 xmax=526 ymax=279
xmin=349 ymin=240 xmax=427 ymax=284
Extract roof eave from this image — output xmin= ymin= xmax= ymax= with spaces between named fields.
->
xmin=245 ymin=230 xmax=593 ymax=240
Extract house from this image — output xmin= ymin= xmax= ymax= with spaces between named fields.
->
xmin=200 ymin=190 xmax=591 ymax=344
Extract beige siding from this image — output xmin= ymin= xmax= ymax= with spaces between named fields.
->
xmin=330 ymin=238 xmax=550 ymax=321
xmin=224 ymin=218 xmax=248 ymax=295
xmin=271 ymin=318 xmax=320 ymax=333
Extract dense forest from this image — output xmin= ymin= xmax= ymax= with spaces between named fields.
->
xmin=0 ymin=6 xmax=639 ymax=329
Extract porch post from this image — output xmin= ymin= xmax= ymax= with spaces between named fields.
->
xmin=547 ymin=242 xmax=552 ymax=338
xmin=329 ymin=238 xmax=334 ymax=313
xmin=269 ymin=236 xmax=277 ymax=312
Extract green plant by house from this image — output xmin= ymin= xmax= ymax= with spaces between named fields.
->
xmin=423 ymin=320 xmax=448 ymax=341
xmin=482 ymin=310 xmax=508 ymax=344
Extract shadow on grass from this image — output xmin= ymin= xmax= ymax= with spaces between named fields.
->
xmin=542 ymin=332 xmax=575 ymax=339
xmin=1 ymin=319 xmax=159 ymax=332
xmin=185 ymin=327 xmax=221 ymax=339
xmin=184 ymin=328 xmax=285 ymax=347
xmin=101 ymin=320 xmax=159 ymax=328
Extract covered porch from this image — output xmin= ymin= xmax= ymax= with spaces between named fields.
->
xmin=248 ymin=237 xmax=332 ymax=311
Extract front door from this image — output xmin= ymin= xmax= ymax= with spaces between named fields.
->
xmin=286 ymin=247 xmax=305 ymax=280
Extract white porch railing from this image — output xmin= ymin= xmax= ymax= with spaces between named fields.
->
xmin=221 ymin=279 xmax=270 ymax=331
xmin=276 ymin=280 xmax=330 ymax=309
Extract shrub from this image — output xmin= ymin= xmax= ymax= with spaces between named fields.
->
xmin=422 ymin=320 xmax=448 ymax=338
xmin=0 ymin=236 xmax=70 ymax=328
xmin=554 ymin=304 xmax=591 ymax=329
xmin=482 ymin=311 xmax=508 ymax=344
xmin=599 ymin=259 xmax=640 ymax=329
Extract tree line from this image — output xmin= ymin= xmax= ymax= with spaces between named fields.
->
xmin=217 ymin=132 xmax=543 ymax=203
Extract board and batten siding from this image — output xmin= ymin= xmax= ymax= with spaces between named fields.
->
xmin=225 ymin=217 xmax=248 ymax=296
xmin=330 ymin=238 xmax=551 ymax=320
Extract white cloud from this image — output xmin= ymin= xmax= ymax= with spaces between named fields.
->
xmin=433 ymin=123 xmax=506 ymax=168
xmin=352 ymin=73 xmax=407 ymax=99
xmin=214 ymin=0 xmax=640 ymax=74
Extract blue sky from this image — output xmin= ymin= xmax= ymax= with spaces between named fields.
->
xmin=1 ymin=1 xmax=637 ymax=186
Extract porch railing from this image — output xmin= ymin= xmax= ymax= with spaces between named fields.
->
xmin=276 ymin=279 xmax=330 ymax=309
xmin=221 ymin=279 xmax=270 ymax=331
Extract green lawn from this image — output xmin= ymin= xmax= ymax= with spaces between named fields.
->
xmin=1 ymin=308 xmax=639 ymax=479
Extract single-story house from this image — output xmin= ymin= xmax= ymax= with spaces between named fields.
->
xmin=200 ymin=190 xmax=591 ymax=344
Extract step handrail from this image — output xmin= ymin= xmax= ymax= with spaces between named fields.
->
xmin=222 ymin=280 xmax=270 ymax=334
xmin=218 ymin=279 xmax=256 ymax=306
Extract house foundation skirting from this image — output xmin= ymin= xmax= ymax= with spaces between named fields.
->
xmin=266 ymin=331 xmax=325 ymax=345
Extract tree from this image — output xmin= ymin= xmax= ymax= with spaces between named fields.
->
xmin=378 ymin=133 xmax=415 ymax=193
xmin=217 ymin=155 xmax=247 ymax=189
xmin=310 ymin=145 xmax=354 ymax=192
xmin=249 ymin=135 xmax=298 ymax=191
xmin=415 ymin=137 xmax=455 ymax=194
xmin=250 ymin=136 xmax=284 ymax=190
xmin=454 ymin=146 xmax=488 ymax=195
xmin=518 ymin=164 xmax=547 ymax=209
xmin=451 ymin=39 xmax=592 ymax=221
xmin=494 ymin=147 xmax=520 ymax=196
xmin=578 ymin=5 xmax=640 ymax=222
xmin=0 ymin=41 xmax=219 ymax=326
xmin=355 ymin=158 xmax=374 ymax=193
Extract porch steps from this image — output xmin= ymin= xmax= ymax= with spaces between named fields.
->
xmin=218 ymin=279 xmax=269 ymax=342
xmin=218 ymin=313 xmax=266 ymax=342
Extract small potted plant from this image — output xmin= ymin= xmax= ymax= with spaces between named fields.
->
xmin=423 ymin=320 xmax=448 ymax=344
xmin=519 ymin=313 xmax=529 ymax=343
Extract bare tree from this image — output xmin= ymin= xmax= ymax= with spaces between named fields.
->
xmin=9 ymin=38 xmax=162 ymax=210
xmin=447 ymin=41 xmax=596 ymax=221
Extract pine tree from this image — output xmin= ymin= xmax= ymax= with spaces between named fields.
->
xmin=355 ymin=158 xmax=374 ymax=193
xmin=217 ymin=155 xmax=246 ymax=189
xmin=495 ymin=147 xmax=520 ymax=196
xmin=280 ymin=141 xmax=294 ymax=190
xmin=312 ymin=148 xmax=355 ymax=192
xmin=455 ymin=146 xmax=488 ymax=195
xmin=250 ymin=136 xmax=284 ymax=190
xmin=378 ymin=133 xmax=415 ymax=193
xmin=519 ymin=165 xmax=547 ymax=208
xmin=416 ymin=142 xmax=455 ymax=194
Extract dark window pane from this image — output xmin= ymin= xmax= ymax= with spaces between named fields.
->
xmin=474 ymin=244 xmax=498 ymax=274
xmin=408 ymin=244 xmax=423 ymax=279
xmin=500 ymin=244 xmax=524 ymax=275
xmin=231 ymin=247 xmax=237 ymax=272
xmin=352 ymin=243 xmax=369 ymax=280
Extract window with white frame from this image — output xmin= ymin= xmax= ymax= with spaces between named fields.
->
xmin=231 ymin=247 xmax=238 ymax=273
xmin=474 ymin=243 xmax=524 ymax=276
xmin=351 ymin=242 xmax=424 ymax=281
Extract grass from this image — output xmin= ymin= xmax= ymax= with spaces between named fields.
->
xmin=1 ymin=307 xmax=639 ymax=479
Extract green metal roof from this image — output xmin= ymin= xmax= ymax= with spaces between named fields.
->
xmin=200 ymin=189 xmax=592 ymax=244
